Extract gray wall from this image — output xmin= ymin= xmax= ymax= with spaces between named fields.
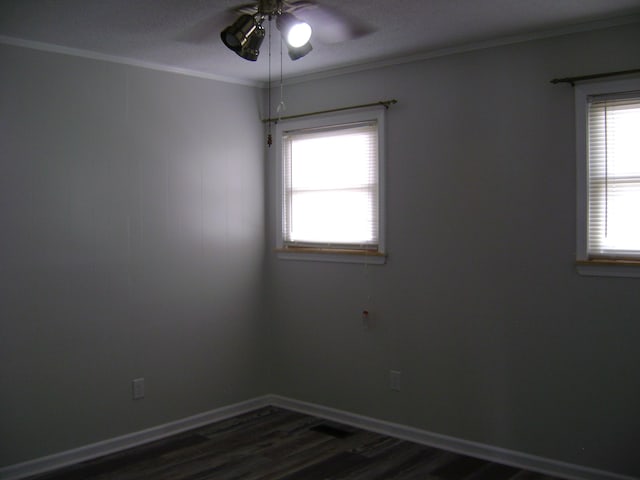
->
xmin=0 ymin=44 xmax=267 ymax=466
xmin=266 ymin=24 xmax=640 ymax=477
xmin=2 ymin=21 xmax=640 ymax=479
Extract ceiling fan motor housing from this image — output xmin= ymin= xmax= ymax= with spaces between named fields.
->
xmin=258 ymin=0 xmax=283 ymax=16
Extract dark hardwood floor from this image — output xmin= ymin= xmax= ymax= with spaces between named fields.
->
xmin=26 ymin=406 xmax=567 ymax=480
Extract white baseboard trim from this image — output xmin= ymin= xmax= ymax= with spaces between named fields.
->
xmin=0 ymin=396 xmax=271 ymax=480
xmin=2 ymin=394 xmax=635 ymax=480
xmin=266 ymin=394 xmax=636 ymax=480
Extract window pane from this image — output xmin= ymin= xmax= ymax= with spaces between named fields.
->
xmin=606 ymin=185 xmax=640 ymax=251
xmin=607 ymin=106 xmax=640 ymax=177
xmin=291 ymin=131 xmax=376 ymax=190
xmin=290 ymin=190 xmax=377 ymax=244
xmin=588 ymin=95 xmax=640 ymax=258
xmin=282 ymin=121 xmax=379 ymax=248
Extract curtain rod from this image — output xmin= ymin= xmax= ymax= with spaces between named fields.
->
xmin=550 ymin=68 xmax=640 ymax=86
xmin=262 ymin=99 xmax=397 ymax=124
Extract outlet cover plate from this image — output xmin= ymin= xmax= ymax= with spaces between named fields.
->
xmin=132 ymin=378 xmax=145 ymax=400
xmin=389 ymin=370 xmax=401 ymax=392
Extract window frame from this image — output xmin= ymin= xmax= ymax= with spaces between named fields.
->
xmin=575 ymin=76 xmax=640 ymax=278
xmin=274 ymin=106 xmax=386 ymax=264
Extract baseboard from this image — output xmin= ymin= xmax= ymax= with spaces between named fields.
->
xmin=266 ymin=395 xmax=636 ymax=480
xmin=0 ymin=396 xmax=271 ymax=480
xmin=2 ymin=394 xmax=635 ymax=480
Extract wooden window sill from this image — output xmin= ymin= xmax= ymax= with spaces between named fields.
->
xmin=276 ymin=247 xmax=386 ymax=264
xmin=576 ymin=259 xmax=640 ymax=278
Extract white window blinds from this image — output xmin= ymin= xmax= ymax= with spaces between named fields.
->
xmin=282 ymin=121 xmax=379 ymax=248
xmin=587 ymin=93 xmax=640 ymax=259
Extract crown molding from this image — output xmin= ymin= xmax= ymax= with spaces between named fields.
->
xmin=0 ymin=35 xmax=261 ymax=87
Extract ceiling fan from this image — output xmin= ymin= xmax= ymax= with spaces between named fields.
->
xmin=221 ymin=0 xmax=374 ymax=61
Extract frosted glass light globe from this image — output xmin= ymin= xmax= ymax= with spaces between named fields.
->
xmin=287 ymin=22 xmax=312 ymax=48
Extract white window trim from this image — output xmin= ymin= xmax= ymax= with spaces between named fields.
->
xmin=274 ymin=106 xmax=386 ymax=264
xmin=575 ymin=76 xmax=640 ymax=278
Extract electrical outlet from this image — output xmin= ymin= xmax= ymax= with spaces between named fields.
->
xmin=389 ymin=370 xmax=401 ymax=392
xmin=362 ymin=309 xmax=370 ymax=329
xmin=132 ymin=378 xmax=145 ymax=400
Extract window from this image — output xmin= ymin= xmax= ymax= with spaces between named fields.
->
xmin=575 ymin=77 xmax=640 ymax=277
xmin=275 ymin=107 xmax=386 ymax=263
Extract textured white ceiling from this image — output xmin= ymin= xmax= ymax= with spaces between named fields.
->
xmin=1 ymin=0 xmax=639 ymax=85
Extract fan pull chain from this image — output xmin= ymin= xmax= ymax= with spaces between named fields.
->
xmin=267 ymin=17 xmax=273 ymax=148
xmin=277 ymin=34 xmax=286 ymax=119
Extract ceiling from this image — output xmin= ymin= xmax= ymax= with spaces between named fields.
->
xmin=1 ymin=0 xmax=639 ymax=85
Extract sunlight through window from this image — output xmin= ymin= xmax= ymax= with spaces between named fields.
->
xmin=282 ymin=122 xmax=379 ymax=248
xmin=588 ymin=95 xmax=640 ymax=258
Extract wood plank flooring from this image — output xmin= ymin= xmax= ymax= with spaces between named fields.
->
xmin=26 ymin=406 xmax=568 ymax=480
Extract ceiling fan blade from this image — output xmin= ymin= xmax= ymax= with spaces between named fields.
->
xmin=293 ymin=3 xmax=376 ymax=44
xmin=233 ymin=2 xmax=260 ymax=16
xmin=175 ymin=13 xmax=225 ymax=44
